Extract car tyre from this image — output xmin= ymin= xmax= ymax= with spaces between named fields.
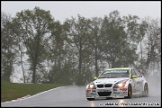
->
xmin=142 ymin=83 xmax=149 ymax=97
xmin=106 ymin=97 xmax=112 ymax=100
xmin=125 ymin=84 xmax=132 ymax=98
xmin=87 ymin=98 xmax=95 ymax=101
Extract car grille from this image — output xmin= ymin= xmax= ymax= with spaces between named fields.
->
xmin=105 ymin=84 xmax=112 ymax=87
xmin=97 ymin=84 xmax=112 ymax=88
xmin=97 ymin=84 xmax=104 ymax=88
xmin=98 ymin=92 xmax=111 ymax=96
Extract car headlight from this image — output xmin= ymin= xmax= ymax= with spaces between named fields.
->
xmin=86 ymin=83 xmax=96 ymax=93
xmin=89 ymin=83 xmax=96 ymax=89
xmin=118 ymin=83 xmax=123 ymax=88
xmin=86 ymin=82 xmax=96 ymax=89
xmin=114 ymin=79 xmax=129 ymax=88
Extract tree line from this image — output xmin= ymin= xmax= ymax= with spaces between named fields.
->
xmin=1 ymin=7 xmax=161 ymax=85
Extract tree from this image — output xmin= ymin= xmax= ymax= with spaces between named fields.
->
xmin=11 ymin=7 xmax=55 ymax=83
xmin=68 ymin=15 xmax=92 ymax=85
xmin=123 ymin=15 xmax=148 ymax=70
xmin=143 ymin=18 xmax=161 ymax=76
xmin=1 ymin=12 xmax=17 ymax=82
xmin=88 ymin=17 xmax=103 ymax=77
xmin=100 ymin=10 xmax=138 ymax=68
xmin=47 ymin=21 xmax=69 ymax=84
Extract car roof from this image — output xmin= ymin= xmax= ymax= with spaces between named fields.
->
xmin=104 ymin=67 xmax=131 ymax=70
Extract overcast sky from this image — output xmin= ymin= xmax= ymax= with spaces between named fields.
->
xmin=1 ymin=1 xmax=161 ymax=82
xmin=1 ymin=1 xmax=161 ymax=23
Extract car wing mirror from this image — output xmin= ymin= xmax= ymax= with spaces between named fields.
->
xmin=93 ymin=76 xmax=97 ymax=80
xmin=140 ymin=72 xmax=144 ymax=75
xmin=132 ymin=75 xmax=137 ymax=79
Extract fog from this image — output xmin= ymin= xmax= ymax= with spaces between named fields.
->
xmin=147 ymin=75 xmax=161 ymax=97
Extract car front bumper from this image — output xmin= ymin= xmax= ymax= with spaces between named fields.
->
xmin=86 ymin=88 xmax=128 ymax=99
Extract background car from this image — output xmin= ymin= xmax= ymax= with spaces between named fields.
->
xmin=86 ymin=67 xmax=149 ymax=101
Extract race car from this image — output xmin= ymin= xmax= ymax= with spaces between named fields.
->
xmin=86 ymin=67 xmax=149 ymax=101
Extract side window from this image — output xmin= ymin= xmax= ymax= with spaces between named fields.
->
xmin=134 ymin=70 xmax=142 ymax=77
xmin=131 ymin=69 xmax=136 ymax=77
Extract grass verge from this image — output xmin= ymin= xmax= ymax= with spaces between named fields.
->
xmin=1 ymin=80 xmax=63 ymax=102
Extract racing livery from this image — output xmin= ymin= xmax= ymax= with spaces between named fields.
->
xmin=86 ymin=68 xmax=149 ymax=101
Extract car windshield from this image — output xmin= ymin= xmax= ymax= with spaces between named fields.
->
xmin=98 ymin=70 xmax=129 ymax=78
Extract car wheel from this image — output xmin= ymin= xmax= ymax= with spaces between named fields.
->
xmin=142 ymin=83 xmax=149 ymax=97
xmin=106 ymin=97 xmax=112 ymax=100
xmin=125 ymin=85 xmax=132 ymax=98
xmin=87 ymin=98 xmax=95 ymax=101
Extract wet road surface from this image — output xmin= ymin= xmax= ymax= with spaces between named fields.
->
xmin=1 ymin=85 xmax=161 ymax=107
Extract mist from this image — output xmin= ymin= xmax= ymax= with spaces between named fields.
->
xmin=147 ymin=75 xmax=161 ymax=97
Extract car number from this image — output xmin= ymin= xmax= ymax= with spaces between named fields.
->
xmin=98 ymin=89 xmax=111 ymax=92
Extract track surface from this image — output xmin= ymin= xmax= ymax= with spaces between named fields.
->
xmin=1 ymin=85 xmax=161 ymax=107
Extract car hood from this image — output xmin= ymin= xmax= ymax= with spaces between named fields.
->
xmin=94 ymin=77 xmax=129 ymax=85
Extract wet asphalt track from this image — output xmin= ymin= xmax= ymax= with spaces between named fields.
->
xmin=1 ymin=85 xmax=161 ymax=107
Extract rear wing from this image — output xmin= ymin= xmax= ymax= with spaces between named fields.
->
xmin=140 ymin=72 xmax=144 ymax=75
xmin=136 ymin=69 xmax=145 ymax=75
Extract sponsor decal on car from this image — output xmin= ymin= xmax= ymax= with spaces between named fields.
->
xmin=120 ymin=88 xmax=128 ymax=91
xmin=123 ymin=92 xmax=127 ymax=95
xmin=98 ymin=89 xmax=111 ymax=92
xmin=91 ymin=92 xmax=96 ymax=95
xmin=114 ymin=92 xmax=120 ymax=94
xmin=92 ymin=90 xmax=96 ymax=92
xmin=136 ymin=81 xmax=143 ymax=86
xmin=113 ymin=88 xmax=117 ymax=91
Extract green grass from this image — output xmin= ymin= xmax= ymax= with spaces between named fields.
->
xmin=1 ymin=80 xmax=63 ymax=102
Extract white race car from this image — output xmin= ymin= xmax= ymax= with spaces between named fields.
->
xmin=86 ymin=67 xmax=149 ymax=101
